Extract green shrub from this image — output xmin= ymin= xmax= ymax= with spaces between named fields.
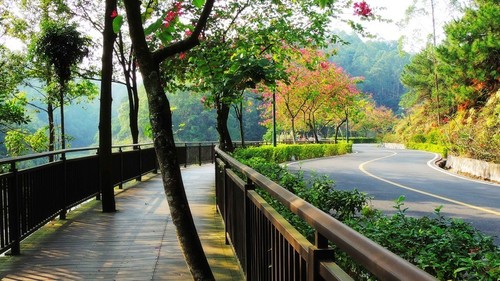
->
xmin=233 ymin=143 xmax=353 ymax=163
xmin=406 ymin=142 xmax=449 ymax=158
xmin=232 ymin=145 xmax=499 ymax=280
xmin=344 ymin=197 xmax=500 ymax=280
xmin=411 ymin=134 xmax=427 ymax=143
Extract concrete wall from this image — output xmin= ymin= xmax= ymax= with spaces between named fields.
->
xmin=446 ymin=155 xmax=500 ymax=183
xmin=381 ymin=143 xmax=406 ymax=149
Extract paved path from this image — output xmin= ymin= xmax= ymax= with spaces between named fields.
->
xmin=0 ymin=164 xmax=244 ymax=280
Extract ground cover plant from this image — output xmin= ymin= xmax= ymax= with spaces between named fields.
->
xmin=233 ymin=144 xmax=500 ymax=280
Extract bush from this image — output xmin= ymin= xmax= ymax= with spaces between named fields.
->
xmin=344 ymin=197 xmax=500 ymax=280
xmin=233 ymin=142 xmax=353 ymax=163
xmin=406 ymin=142 xmax=449 ymax=158
xmin=233 ymin=145 xmax=499 ymax=280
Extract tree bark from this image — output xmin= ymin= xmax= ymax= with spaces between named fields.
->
xmin=233 ymin=100 xmax=245 ymax=148
xmin=123 ymin=0 xmax=215 ymax=279
xmin=216 ymin=98 xmax=234 ymax=152
xmin=334 ymin=117 xmax=347 ymax=144
xmin=99 ymin=0 xmax=117 ymax=213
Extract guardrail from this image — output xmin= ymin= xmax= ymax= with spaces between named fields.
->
xmin=214 ymin=146 xmax=437 ymax=281
xmin=0 ymin=142 xmax=216 ymax=256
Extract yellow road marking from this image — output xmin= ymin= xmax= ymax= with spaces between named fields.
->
xmin=359 ymin=152 xmax=500 ymax=217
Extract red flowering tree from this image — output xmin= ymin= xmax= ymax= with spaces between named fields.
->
xmin=261 ymin=49 xmax=363 ymax=143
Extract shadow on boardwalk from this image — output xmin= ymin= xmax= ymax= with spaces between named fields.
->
xmin=0 ymin=164 xmax=244 ymax=281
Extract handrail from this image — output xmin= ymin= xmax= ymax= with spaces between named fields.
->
xmin=0 ymin=146 xmax=99 ymax=164
xmin=215 ymin=146 xmax=436 ymax=281
xmin=0 ymin=142 xmax=221 ymax=165
xmin=0 ymin=142 xmax=216 ymax=256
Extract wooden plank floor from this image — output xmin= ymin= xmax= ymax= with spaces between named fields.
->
xmin=0 ymin=164 xmax=245 ymax=281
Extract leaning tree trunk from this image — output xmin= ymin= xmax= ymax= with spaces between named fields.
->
xmin=124 ymin=0 xmax=215 ymax=279
xmin=142 ymin=63 xmax=214 ymax=281
xmin=334 ymin=117 xmax=347 ymax=144
xmin=216 ymin=100 xmax=234 ymax=152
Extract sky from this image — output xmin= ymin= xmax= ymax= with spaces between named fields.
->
xmin=354 ymin=0 xmax=464 ymax=52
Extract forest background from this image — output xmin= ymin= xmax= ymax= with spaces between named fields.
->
xmin=0 ymin=0 xmax=498 ymax=165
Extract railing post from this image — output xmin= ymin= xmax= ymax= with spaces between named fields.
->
xmin=198 ymin=143 xmax=202 ymax=166
xmin=223 ymin=163 xmax=229 ymax=245
xmin=8 ymin=162 xmax=20 ymax=255
xmin=211 ymin=143 xmax=215 ymax=164
xmin=184 ymin=143 xmax=188 ymax=168
xmin=307 ymin=231 xmax=335 ymax=281
xmin=136 ymin=146 xmax=142 ymax=182
xmin=119 ymin=147 xmax=123 ymax=189
xmin=245 ymin=179 xmax=255 ymax=280
xmin=59 ymin=153 xmax=67 ymax=220
xmin=95 ymin=148 xmax=101 ymax=200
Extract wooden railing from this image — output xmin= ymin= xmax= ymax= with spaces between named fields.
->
xmin=215 ymin=146 xmax=437 ymax=281
xmin=0 ymin=142 xmax=216 ymax=256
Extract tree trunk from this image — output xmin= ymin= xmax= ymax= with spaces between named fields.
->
xmin=334 ymin=118 xmax=347 ymax=144
xmin=59 ymin=81 xmax=66 ymax=151
xmin=117 ymin=31 xmax=140 ymax=146
xmin=216 ymin=98 xmax=234 ymax=152
xmin=99 ymin=0 xmax=117 ymax=213
xmin=233 ymin=101 xmax=245 ymax=148
xmin=126 ymin=79 xmax=140 ymax=145
xmin=124 ymin=0 xmax=215 ymax=279
xmin=47 ymin=101 xmax=55 ymax=162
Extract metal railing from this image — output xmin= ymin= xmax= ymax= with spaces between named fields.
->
xmin=215 ymin=146 xmax=437 ymax=281
xmin=0 ymin=142 xmax=216 ymax=256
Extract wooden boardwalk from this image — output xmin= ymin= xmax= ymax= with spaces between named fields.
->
xmin=0 ymin=164 xmax=244 ymax=281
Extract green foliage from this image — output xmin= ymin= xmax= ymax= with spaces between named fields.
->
xmin=395 ymin=0 xmax=500 ymax=163
xmin=236 ymin=152 xmax=370 ymax=240
xmin=32 ymin=20 xmax=91 ymax=84
xmin=233 ymin=143 xmax=352 ymax=163
xmin=0 ymin=46 xmax=29 ymax=129
xmin=234 ymin=146 xmax=499 ymax=279
xmin=329 ymin=32 xmax=412 ymax=112
xmin=344 ymin=198 xmax=500 ymax=280
xmin=4 ymin=127 xmax=49 ymax=156
xmin=405 ymin=140 xmax=448 ymax=157
xmin=438 ymin=0 xmax=500 ymax=105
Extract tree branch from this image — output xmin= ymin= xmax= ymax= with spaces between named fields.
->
xmin=152 ymin=0 xmax=215 ymax=63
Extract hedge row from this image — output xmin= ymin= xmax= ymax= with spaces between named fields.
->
xmin=406 ymin=142 xmax=449 ymax=158
xmin=233 ymin=142 xmax=352 ymax=163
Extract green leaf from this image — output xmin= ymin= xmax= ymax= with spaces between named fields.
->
xmin=144 ymin=18 xmax=163 ymax=36
xmin=112 ymin=15 xmax=124 ymax=34
xmin=158 ymin=32 xmax=173 ymax=45
xmin=192 ymin=0 xmax=205 ymax=9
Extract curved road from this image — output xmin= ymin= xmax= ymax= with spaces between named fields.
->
xmin=287 ymin=144 xmax=500 ymax=244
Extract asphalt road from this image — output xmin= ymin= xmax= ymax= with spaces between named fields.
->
xmin=286 ymin=144 xmax=500 ymax=244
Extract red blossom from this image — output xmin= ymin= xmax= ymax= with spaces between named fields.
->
xmin=185 ymin=29 xmax=193 ymax=37
xmin=353 ymin=1 xmax=372 ymax=17
xmin=179 ymin=52 xmax=186 ymax=60
xmin=110 ymin=9 xmax=118 ymax=18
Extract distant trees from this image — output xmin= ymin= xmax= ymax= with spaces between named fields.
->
xmin=0 ymin=46 xmax=28 ymax=132
xmin=329 ymin=33 xmax=411 ymax=113
xmin=33 ymin=20 xmax=92 ymax=151
xmin=394 ymin=0 xmax=500 ymax=162
xmin=1 ymin=0 xmax=97 ymax=157
xmin=259 ymin=49 xmax=383 ymax=143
